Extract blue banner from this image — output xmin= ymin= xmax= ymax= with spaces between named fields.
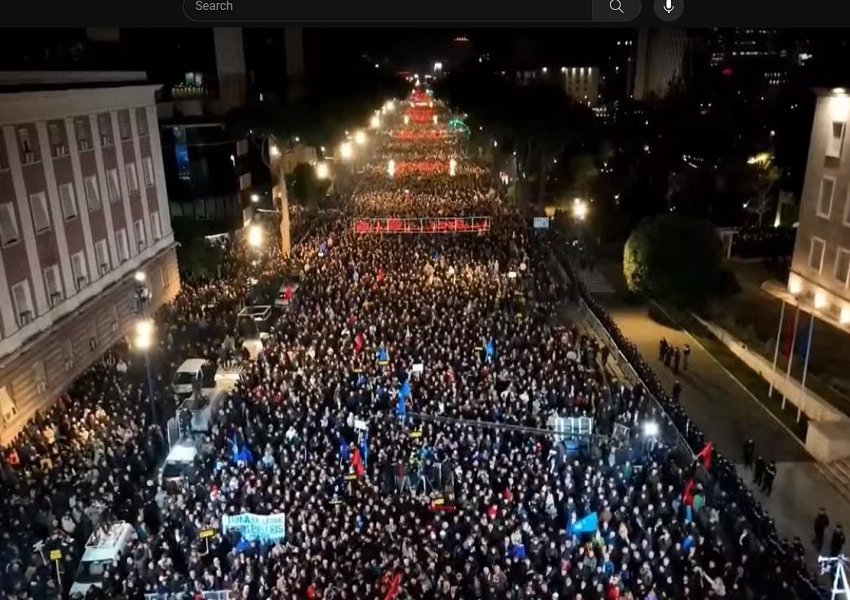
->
xmin=222 ymin=513 xmax=286 ymax=543
xmin=569 ymin=512 xmax=598 ymax=536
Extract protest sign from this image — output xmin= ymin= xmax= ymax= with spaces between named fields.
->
xmin=222 ymin=513 xmax=286 ymax=543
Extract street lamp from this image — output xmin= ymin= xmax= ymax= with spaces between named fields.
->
xmin=572 ymin=198 xmax=589 ymax=221
xmin=370 ymin=114 xmax=381 ymax=129
xmin=134 ymin=318 xmax=157 ymax=423
xmin=354 ymin=130 xmax=367 ymax=146
xmin=248 ymin=224 xmax=264 ymax=249
xmin=315 ymin=162 xmax=330 ymax=180
xmin=449 ymin=158 xmax=457 ymax=177
xmin=388 ymin=159 xmax=396 ymax=178
xmin=433 ymin=115 xmax=438 ymax=125
xmin=403 ymin=115 xmax=410 ymax=125
xmin=642 ymin=421 xmax=659 ymax=437
xmin=269 ymin=144 xmax=281 ymax=159
xmin=134 ymin=270 xmax=146 ymax=283
xmin=339 ymin=141 xmax=353 ymax=161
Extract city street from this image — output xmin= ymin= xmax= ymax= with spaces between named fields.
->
xmin=603 ymin=299 xmax=850 ymax=564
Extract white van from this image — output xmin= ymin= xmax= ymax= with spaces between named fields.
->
xmin=160 ymin=439 xmax=199 ymax=484
xmin=171 ymin=359 xmax=208 ymax=396
xmin=69 ymin=522 xmax=136 ymax=597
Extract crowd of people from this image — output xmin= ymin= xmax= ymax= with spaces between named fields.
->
xmin=0 ymin=96 xmax=826 ymax=600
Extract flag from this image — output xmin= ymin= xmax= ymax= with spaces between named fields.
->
xmin=796 ymin=318 xmax=810 ymax=359
xmin=339 ymin=439 xmax=351 ymax=462
xmin=383 ymin=572 xmax=402 ymax=600
xmin=396 ymin=394 xmax=407 ymax=418
xmin=569 ymin=512 xmax=599 ymax=536
xmin=354 ymin=333 xmax=364 ymax=353
xmin=359 ymin=432 xmax=369 ymax=467
xmin=351 ymin=447 xmax=365 ymax=477
xmin=682 ymin=479 xmax=695 ymax=507
xmin=685 ymin=505 xmax=693 ymax=524
xmin=697 ymin=441 xmax=713 ymax=471
xmin=484 ymin=338 xmax=495 ymax=362
xmin=398 ymin=379 xmax=411 ymax=402
xmin=319 ymin=241 xmax=328 ymax=257
xmin=376 ymin=267 xmax=384 ymax=283
xmin=782 ymin=307 xmax=796 ymax=356
xmin=230 ymin=432 xmax=239 ymax=461
xmin=376 ymin=347 xmax=389 ymax=365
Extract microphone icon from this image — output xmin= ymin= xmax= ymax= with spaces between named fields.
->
xmin=664 ymin=0 xmax=674 ymax=11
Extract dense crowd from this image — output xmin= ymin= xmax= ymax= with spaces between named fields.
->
xmin=0 ymin=97 xmax=824 ymax=600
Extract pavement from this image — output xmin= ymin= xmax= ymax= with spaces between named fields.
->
xmin=601 ymin=299 xmax=850 ymax=566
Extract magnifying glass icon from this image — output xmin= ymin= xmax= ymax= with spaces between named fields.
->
xmin=610 ymin=0 xmax=625 ymax=12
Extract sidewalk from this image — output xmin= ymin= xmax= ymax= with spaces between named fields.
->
xmin=601 ymin=299 xmax=850 ymax=567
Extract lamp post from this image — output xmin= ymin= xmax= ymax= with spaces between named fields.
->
xmin=134 ymin=318 xmax=156 ymax=424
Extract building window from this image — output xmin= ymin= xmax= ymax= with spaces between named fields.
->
xmin=118 ymin=111 xmax=132 ymax=140
xmin=134 ymin=219 xmax=146 ymax=250
xmin=0 ymin=386 xmax=16 ymax=424
xmin=98 ymin=114 xmax=112 ymax=147
xmin=59 ymin=183 xmax=77 ymax=220
xmin=809 ymin=237 xmax=826 ymax=272
xmin=116 ymin=228 xmax=129 ymax=262
xmin=160 ymin=266 xmax=168 ymax=289
xmin=0 ymin=203 xmax=20 ymax=246
xmin=84 ymin=175 xmax=101 ymax=212
xmin=107 ymin=168 xmax=121 ymax=203
xmin=828 ymin=121 xmax=846 ymax=159
xmin=836 ymin=248 xmax=850 ymax=287
xmin=29 ymin=192 xmax=50 ymax=232
xmin=71 ymin=251 xmax=88 ymax=291
xmin=818 ymin=176 xmax=836 ymax=218
xmin=75 ymin=118 xmax=92 ymax=151
xmin=142 ymin=157 xmax=155 ymax=187
xmin=17 ymin=128 xmax=34 ymax=163
xmin=43 ymin=264 xmax=63 ymax=307
xmin=126 ymin=163 xmax=139 ymax=193
xmin=150 ymin=211 xmax=162 ymax=241
xmin=11 ymin=280 xmax=33 ymax=326
xmin=48 ymin=123 xmax=66 ymax=158
xmin=95 ymin=239 xmax=110 ymax=275
xmin=31 ymin=362 xmax=47 ymax=394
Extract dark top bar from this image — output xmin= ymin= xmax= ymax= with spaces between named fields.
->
xmin=3 ymin=0 xmax=850 ymax=26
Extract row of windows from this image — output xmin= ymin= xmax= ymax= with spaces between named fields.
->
xmin=807 ymin=237 xmax=850 ymax=288
xmin=815 ymin=174 xmax=850 ymax=225
xmin=15 ymin=110 xmax=150 ymax=165
xmin=6 ymin=211 xmax=163 ymax=328
xmin=0 ymin=157 xmax=156 ymax=247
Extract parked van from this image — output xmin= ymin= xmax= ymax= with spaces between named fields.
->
xmin=160 ymin=438 xmax=199 ymax=484
xmin=69 ymin=522 xmax=136 ymax=597
xmin=171 ymin=359 xmax=209 ymax=396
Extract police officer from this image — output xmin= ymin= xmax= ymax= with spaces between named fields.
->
xmin=814 ymin=508 xmax=830 ymax=551
xmin=762 ymin=460 xmax=777 ymax=495
xmin=672 ymin=381 xmax=682 ymax=402
xmin=743 ymin=438 xmax=755 ymax=468
xmin=754 ymin=456 xmax=765 ymax=487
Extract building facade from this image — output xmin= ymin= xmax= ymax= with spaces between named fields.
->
xmin=0 ymin=72 xmax=180 ymax=443
xmin=562 ymin=66 xmax=600 ymax=106
xmin=787 ymin=88 xmax=850 ymax=326
xmin=633 ymin=28 xmax=690 ymax=101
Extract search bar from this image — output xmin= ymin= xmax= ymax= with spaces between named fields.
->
xmin=184 ymin=0 xmax=640 ymax=22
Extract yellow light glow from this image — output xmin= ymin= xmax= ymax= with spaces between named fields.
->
xmin=747 ymin=152 xmax=772 ymax=165
xmin=136 ymin=319 xmax=154 ymax=337
xmin=354 ymin=130 xmax=367 ymax=146
xmin=814 ymin=290 xmax=828 ymax=309
xmin=135 ymin=334 xmax=152 ymax=351
xmin=388 ymin=159 xmax=395 ymax=177
xmin=404 ymin=115 xmax=410 ymax=125
xmin=787 ymin=274 xmax=803 ymax=296
xmin=370 ymin=114 xmax=381 ymax=129
xmin=830 ymin=94 xmax=850 ymax=121
xmin=432 ymin=115 xmax=438 ymax=125
xmin=315 ymin=162 xmax=330 ymax=179
xmin=339 ymin=141 xmax=353 ymax=160
xmin=248 ymin=224 xmax=263 ymax=249
xmin=134 ymin=271 xmax=146 ymax=283
xmin=572 ymin=198 xmax=589 ymax=221
xmin=269 ymin=145 xmax=281 ymax=158
xmin=449 ymin=158 xmax=457 ymax=177
xmin=841 ymin=306 xmax=850 ymax=324
xmin=833 ymin=87 xmax=847 ymax=95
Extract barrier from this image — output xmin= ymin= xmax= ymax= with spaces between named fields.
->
xmin=144 ymin=592 xmax=229 ymax=600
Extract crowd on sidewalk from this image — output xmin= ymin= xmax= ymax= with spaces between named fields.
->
xmin=0 ymin=97 xmax=825 ymax=600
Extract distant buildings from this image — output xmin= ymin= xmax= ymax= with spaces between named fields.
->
xmin=562 ymin=66 xmax=600 ymax=106
xmin=633 ymin=28 xmax=690 ymax=101
xmin=0 ymin=71 xmax=180 ymax=442
xmin=784 ymin=87 xmax=850 ymax=328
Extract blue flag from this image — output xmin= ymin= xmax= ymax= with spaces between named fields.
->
xmin=398 ymin=379 xmax=411 ymax=402
xmin=339 ymin=439 xmax=350 ymax=462
xmin=569 ymin=512 xmax=598 ymax=536
xmin=484 ymin=338 xmax=495 ymax=362
xmin=376 ymin=347 xmax=389 ymax=365
xmin=234 ymin=445 xmax=253 ymax=465
xmin=319 ymin=241 xmax=328 ymax=257
xmin=359 ymin=432 xmax=369 ymax=467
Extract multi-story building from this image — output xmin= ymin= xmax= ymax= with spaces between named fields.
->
xmin=783 ymin=88 xmax=850 ymax=325
xmin=0 ymin=71 xmax=180 ymax=443
xmin=633 ymin=28 xmax=690 ymax=101
xmin=562 ymin=66 xmax=600 ymax=106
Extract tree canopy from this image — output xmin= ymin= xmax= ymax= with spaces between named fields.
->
xmin=623 ymin=214 xmax=723 ymax=308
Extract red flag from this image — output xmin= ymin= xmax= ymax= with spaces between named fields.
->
xmin=383 ymin=573 xmax=402 ymax=600
xmin=354 ymin=333 xmax=364 ymax=353
xmin=783 ymin=308 xmax=796 ymax=356
xmin=682 ymin=479 xmax=696 ymax=507
xmin=351 ymin=447 xmax=365 ymax=477
xmin=697 ymin=441 xmax=713 ymax=471
xmin=376 ymin=268 xmax=384 ymax=284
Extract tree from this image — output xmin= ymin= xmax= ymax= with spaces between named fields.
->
xmin=743 ymin=153 xmax=781 ymax=227
xmin=623 ymin=215 xmax=723 ymax=308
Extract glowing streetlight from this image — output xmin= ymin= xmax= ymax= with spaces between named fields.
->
xmin=433 ymin=115 xmax=438 ymax=125
xmin=449 ymin=158 xmax=457 ymax=177
xmin=814 ymin=290 xmax=828 ymax=309
xmin=404 ymin=115 xmax=410 ymax=125
xmin=248 ymin=224 xmax=264 ymax=249
xmin=370 ymin=114 xmax=381 ymax=129
xmin=339 ymin=141 xmax=353 ymax=161
xmin=572 ymin=198 xmax=589 ymax=221
xmin=134 ymin=271 xmax=146 ymax=283
xmin=269 ymin=145 xmax=281 ymax=158
xmin=354 ymin=130 xmax=367 ymax=146
xmin=250 ymin=193 xmax=260 ymax=203
xmin=315 ymin=162 xmax=330 ymax=180
xmin=134 ymin=318 xmax=156 ymax=422
xmin=388 ymin=159 xmax=396 ymax=178
xmin=135 ymin=318 xmax=154 ymax=341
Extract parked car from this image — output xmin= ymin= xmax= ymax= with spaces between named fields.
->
xmin=69 ymin=522 xmax=136 ymax=598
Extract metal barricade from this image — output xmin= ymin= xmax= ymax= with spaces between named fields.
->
xmin=144 ymin=591 xmax=230 ymax=600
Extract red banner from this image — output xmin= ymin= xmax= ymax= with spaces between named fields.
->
xmin=353 ymin=217 xmax=491 ymax=234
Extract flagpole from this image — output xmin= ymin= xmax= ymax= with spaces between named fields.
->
xmin=782 ymin=306 xmax=800 ymax=410
xmin=798 ymin=311 xmax=816 ymax=423
xmin=768 ymin=300 xmax=786 ymax=398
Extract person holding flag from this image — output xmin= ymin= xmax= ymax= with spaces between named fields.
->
xmin=484 ymin=337 xmax=495 ymax=363
xmin=359 ymin=430 xmax=369 ymax=468
xmin=396 ymin=377 xmax=411 ymax=422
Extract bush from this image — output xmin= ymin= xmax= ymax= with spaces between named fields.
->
xmin=623 ymin=214 xmax=723 ymax=308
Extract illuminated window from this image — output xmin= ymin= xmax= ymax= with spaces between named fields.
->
xmin=809 ymin=237 xmax=826 ymax=272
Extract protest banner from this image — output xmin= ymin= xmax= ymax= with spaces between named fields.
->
xmin=222 ymin=513 xmax=286 ymax=543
